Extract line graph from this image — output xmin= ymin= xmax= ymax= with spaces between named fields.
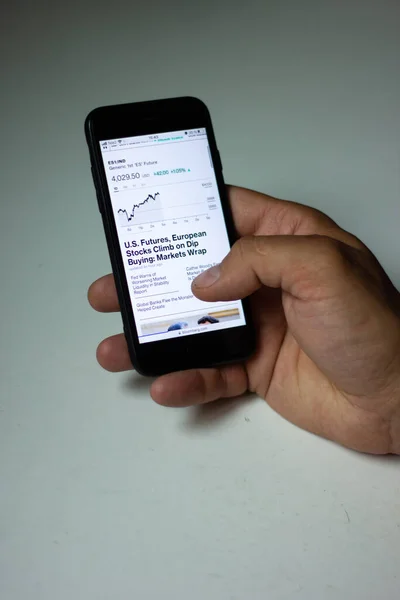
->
xmin=116 ymin=181 xmax=211 ymax=227
xmin=118 ymin=192 xmax=160 ymax=224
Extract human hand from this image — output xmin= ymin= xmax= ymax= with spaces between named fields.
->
xmin=88 ymin=186 xmax=400 ymax=454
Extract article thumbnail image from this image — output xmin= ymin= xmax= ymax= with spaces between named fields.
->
xmin=140 ymin=307 xmax=240 ymax=338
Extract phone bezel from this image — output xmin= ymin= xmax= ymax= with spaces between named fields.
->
xmin=85 ymin=97 xmax=255 ymax=376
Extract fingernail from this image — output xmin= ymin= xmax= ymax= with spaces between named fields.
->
xmin=193 ymin=265 xmax=221 ymax=288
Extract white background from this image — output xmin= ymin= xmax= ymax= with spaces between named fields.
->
xmin=1 ymin=1 xmax=400 ymax=599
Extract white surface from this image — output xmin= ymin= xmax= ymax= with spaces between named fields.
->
xmin=1 ymin=1 xmax=400 ymax=599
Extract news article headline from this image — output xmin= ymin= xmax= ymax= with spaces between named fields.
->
xmin=124 ymin=231 xmax=208 ymax=266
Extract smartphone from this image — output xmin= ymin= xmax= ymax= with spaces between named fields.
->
xmin=85 ymin=97 xmax=255 ymax=376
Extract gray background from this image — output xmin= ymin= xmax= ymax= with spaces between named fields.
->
xmin=1 ymin=1 xmax=399 ymax=599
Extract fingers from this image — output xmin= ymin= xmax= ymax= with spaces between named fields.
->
xmin=192 ymin=234 xmax=353 ymax=302
xmin=96 ymin=334 xmax=133 ymax=372
xmin=88 ymin=274 xmax=119 ymax=312
xmin=95 ymin=332 xmax=248 ymax=408
xmin=96 ymin=331 xmax=248 ymax=406
xmin=150 ymin=363 xmax=248 ymax=407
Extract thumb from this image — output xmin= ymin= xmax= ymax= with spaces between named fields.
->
xmin=192 ymin=234 xmax=356 ymax=302
xmin=192 ymin=234 xmax=400 ymax=404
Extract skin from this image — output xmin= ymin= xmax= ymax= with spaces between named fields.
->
xmin=88 ymin=186 xmax=400 ymax=455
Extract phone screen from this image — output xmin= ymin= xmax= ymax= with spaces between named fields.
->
xmin=99 ymin=128 xmax=246 ymax=344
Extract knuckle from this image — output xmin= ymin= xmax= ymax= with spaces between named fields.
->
xmin=308 ymin=214 xmax=331 ymax=236
xmin=308 ymin=236 xmax=349 ymax=276
xmin=313 ymin=235 xmax=345 ymax=264
xmin=292 ymin=236 xmax=349 ymax=299
xmin=286 ymin=203 xmax=335 ymax=235
xmin=233 ymin=235 xmax=255 ymax=262
xmin=305 ymin=206 xmax=335 ymax=228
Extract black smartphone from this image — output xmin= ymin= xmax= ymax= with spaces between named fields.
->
xmin=85 ymin=96 xmax=255 ymax=376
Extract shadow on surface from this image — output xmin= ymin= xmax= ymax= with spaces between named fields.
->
xmin=181 ymin=393 xmax=258 ymax=431
xmin=121 ymin=372 xmax=154 ymax=396
xmin=360 ymin=453 xmax=400 ymax=464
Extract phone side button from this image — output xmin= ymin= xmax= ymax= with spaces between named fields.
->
xmin=96 ymin=190 xmax=104 ymax=214
xmin=91 ymin=167 xmax=103 ymax=213
xmin=217 ymin=149 xmax=223 ymax=171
